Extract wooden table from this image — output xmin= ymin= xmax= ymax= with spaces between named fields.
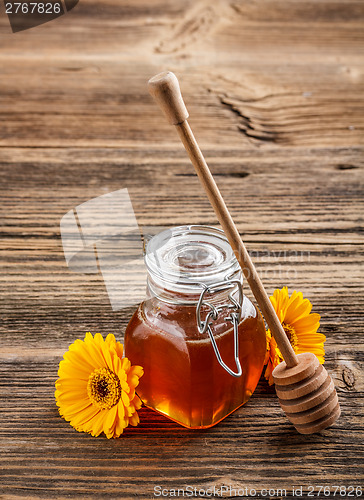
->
xmin=1 ymin=1 xmax=363 ymax=498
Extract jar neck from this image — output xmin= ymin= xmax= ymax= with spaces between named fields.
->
xmin=146 ymin=268 xmax=243 ymax=306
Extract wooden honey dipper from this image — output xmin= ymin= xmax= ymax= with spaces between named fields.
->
xmin=148 ymin=71 xmax=341 ymax=434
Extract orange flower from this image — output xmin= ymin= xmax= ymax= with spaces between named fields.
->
xmin=264 ymin=287 xmax=325 ymax=385
xmin=55 ymin=332 xmax=143 ymax=438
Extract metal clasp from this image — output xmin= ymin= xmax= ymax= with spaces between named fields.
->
xmin=196 ymin=279 xmax=243 ymax=377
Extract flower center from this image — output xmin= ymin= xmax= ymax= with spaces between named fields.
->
xmin=87 ymin=367 xmax=121 ymax=410
xmin=282 ymin=322 xmax=298 ymax=351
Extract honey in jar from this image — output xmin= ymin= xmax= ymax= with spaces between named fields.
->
xmin=124 ymin=225 xmax=266 ymax=429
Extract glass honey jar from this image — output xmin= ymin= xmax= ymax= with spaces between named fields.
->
xmin=124 ymin=225 xmax=266 ymax=429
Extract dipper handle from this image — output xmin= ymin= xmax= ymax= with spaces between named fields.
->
xmin=148 ymin=71 xmax=299 ymax=368
xmin=148 ymin=71 xmax=189 ymax=125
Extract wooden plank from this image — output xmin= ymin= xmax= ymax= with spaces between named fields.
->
xmin=0 ymin=1 xmax=363 ymax=148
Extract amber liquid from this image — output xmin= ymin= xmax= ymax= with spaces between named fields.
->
xmin=124 ymin=296 xmax=266 ymax=429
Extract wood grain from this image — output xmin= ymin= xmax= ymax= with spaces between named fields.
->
xmin=0 ymin=0 xmax=363 ymax=498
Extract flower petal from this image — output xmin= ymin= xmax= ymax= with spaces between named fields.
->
xmin=122 ymin=357 xmax=131 ymax=373
xmin=285 ymin=297 xmax=312 ymax=325
xmin=71 ymin=404 xmax=99 ymax=429
xmin=59 ymin=398 xmax=94 ymax=419
xmin=292 ymin=313 xmax=320 ymax=332
xmin=126 ymin=364 xmax=144 ymax=390
xmin=89 ymin=410 xmax=107 ymax=437
xmin=103 ymin=405 xmax=118 ymax=438
xmin=121 ymin=389 xmax=130 ymax=407
xmin=129 ymin=411 xmax=140 ymax=427
xmin=58 ymin=362 xmax=89 ymax=381
xmin=115 ymin=417 xmax=127 ymax=437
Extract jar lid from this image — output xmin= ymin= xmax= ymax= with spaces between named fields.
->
xmin=145 ymin=225 xmax=241 ymax=293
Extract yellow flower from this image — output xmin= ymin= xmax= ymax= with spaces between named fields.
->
xmin=55 ymin=332 xmax=143 ymax=438
xmin=264 ymin=287 xmax=326 ymax=385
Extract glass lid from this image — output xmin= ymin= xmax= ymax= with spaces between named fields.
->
xmin=145 ymin=225 xmax=241 ymax=291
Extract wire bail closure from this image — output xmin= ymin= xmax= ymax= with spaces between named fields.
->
xmin=196 ymin=279 xmax=243 ymax=377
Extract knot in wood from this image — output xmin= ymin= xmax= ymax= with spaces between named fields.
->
xmin=342 ymin=366 xmax=355 ymax=389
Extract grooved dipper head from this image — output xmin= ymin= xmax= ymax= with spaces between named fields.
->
xmin=273 ymin=352 xmax=340 ymax=434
